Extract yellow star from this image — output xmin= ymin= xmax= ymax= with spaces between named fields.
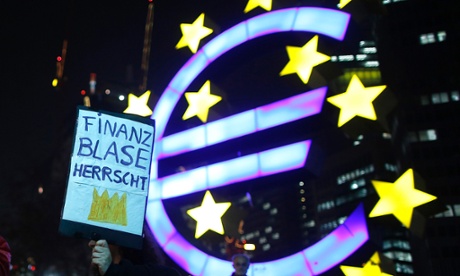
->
xmin=327 ymin=74 xmax=386 ymax=127
xmin=187 ymin=190 xmax=231 ymax=239
xmin=341 ymin=252 xmax=393 ymax=276
xmin=176 ymin=13 xmax=213 ymax=54
xmin=244 ymin=0 xmax=272 ymax=13
xmin=280 ymin=35 xmax=330 ymax=84
xmin=123 ymin=90 xmax=153 ymax=117
xmin=182 ymin=80 xmax=222 ymax=123
xmin=338 ymin=0 xmax=353 ymax=9
xmin=369 ymin=169 xmax=437 ymax=228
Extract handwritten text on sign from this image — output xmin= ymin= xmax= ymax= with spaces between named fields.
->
xmin=62 ymin=109 xmax=154 ymax=235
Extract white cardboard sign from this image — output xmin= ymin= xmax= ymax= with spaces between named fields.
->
xmin=59 ymin=107 xmax=155 ymax=249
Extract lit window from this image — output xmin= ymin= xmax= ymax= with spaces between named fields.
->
xmin=364 ymin=61 xmax=379 ymax=67
xmin=440 ymin=92 xmax=449 ymax=103
xmin=383 ymin=239 xmax=410 ymax=250
xmin=384 ymin=163 xmax=397 ymax=172
xmin=431 ymin=93 xmax=440 ymax=104
xmin=337 ymin=216 xmax=346 ymax=224
xmin=355 ymin=54 xmax=367 ymax=61
xmin=384 ymin=251 xmax=412 ymax=262
xmin=420 ymin=33 xmax=435 ymax=45
xmin=395 ymin=263 xmax=414 ymax=274
xmin=362 ymin=47 xmax=377 ymax=54
xmin=454 ymin=204 xmax=460 ymax=216
xmin=437 ymin=31 xmax=447 ymax=42
xmin=304 ymin=220 xmax=315 ymax=227
xmin=338 ymin=55 xmax=354 ymax=62
xmin=451 ymin=90 xmax=459 ymax=101
xmin=418 ymin=129 xmax=437 ymax=141
xmin=382 ymin=132 xmax=392 ymax=139
xmin=434 ymin=205 xmax=454 ymax=217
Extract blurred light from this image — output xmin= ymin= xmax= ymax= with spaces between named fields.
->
xmin=56 ymin=56 xmax=62 ymax=62
xmin=119 ymin=95 xmax=125 ymax=101
xmin=89 ymin=73 xmax=97 ymax=94
xmin=105 ymin=89 xmax=111 ymax=95
xmin=244 ymin=244 xmax=256 ymax=250
xmin=80 ymin=89 xmax=86 ymax=96
xmin=38 ymin=186 xmax=44 ymax=194
xmin=52 ymin=78 xmax=58 ymax=87
xmin=83 ymin=95 xmax=91 ymax=107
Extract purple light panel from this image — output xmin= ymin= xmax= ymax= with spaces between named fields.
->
xmin=146 ymin=7 xmax=361 ymax=276
xmin=156 ymin=87 xmax=326 ymax=159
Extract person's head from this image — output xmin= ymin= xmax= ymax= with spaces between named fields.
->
xmin=231 ymin=254 xmax=249 ymax=275
xmin=0 ymin=236 xmax=11 ymax=276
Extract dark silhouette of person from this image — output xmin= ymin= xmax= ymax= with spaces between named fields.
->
xmin=0 ymin=235 xmax=11 ymax=276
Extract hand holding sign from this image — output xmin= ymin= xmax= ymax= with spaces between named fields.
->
xmin=90 ymin=239 xmax=113 ymax=275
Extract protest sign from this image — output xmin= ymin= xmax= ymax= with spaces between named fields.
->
xmin=59 ymin=106 xmax=155 ymax=249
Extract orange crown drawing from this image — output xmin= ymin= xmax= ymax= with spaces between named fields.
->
xmin=88 ymin=188 xmax=128 ymax=226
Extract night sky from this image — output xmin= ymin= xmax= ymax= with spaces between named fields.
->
xmin=2 ymin=0 xmax=149 ymax=180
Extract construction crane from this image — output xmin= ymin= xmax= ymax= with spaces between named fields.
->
xmin=139 ymin=0 xmax=155 ymax=93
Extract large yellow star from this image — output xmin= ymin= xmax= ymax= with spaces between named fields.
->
xmin=123 ymin=90 xmax=153 ymax=117
xmin=369 ymin=169 xmax=437 ymax=228
xmin=244 ymin=0 xmax=272 ymax=13
xmin=280 ymin=35 xmax=330 ymax=84
xmin=341 ymin=252 xmax=393 ymax=276
xmin=176 ymin=13 xmax=213 ymax=54
xmin=187 ymin=190 xmax=231 ymax=239
xmin=182 ymin=80 xmax=222 ymax=123
xmin=327 ymin=74 xmax=386 ymax=127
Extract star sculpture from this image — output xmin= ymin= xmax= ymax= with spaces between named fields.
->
xmin=338 ymin=0 xmax=353 ymax=9
xmin=327 ymin=74 xmax=386 ymax=127
xmin=187 ymin=190 xmax=231 ymax=239
xmin=182 ymin=80 xmax=222 ymax=123
xmin=123 ymin=90 xmax=153 ymax=117
xmin=244 ymin=0 xmax=272 ymax=13
xmin=340 ymin=252 xmax=393 ymax=276
xmin=280 ymin=35 xmax=330 ymax=84
xmin=176 ymin=13 xmax=213 ymax=53
xmin=369 ymin=169 xmax=437 ymax=228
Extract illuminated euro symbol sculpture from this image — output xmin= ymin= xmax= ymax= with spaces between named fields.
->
xmin=146 ymin=7 xmax=369 ymax=276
